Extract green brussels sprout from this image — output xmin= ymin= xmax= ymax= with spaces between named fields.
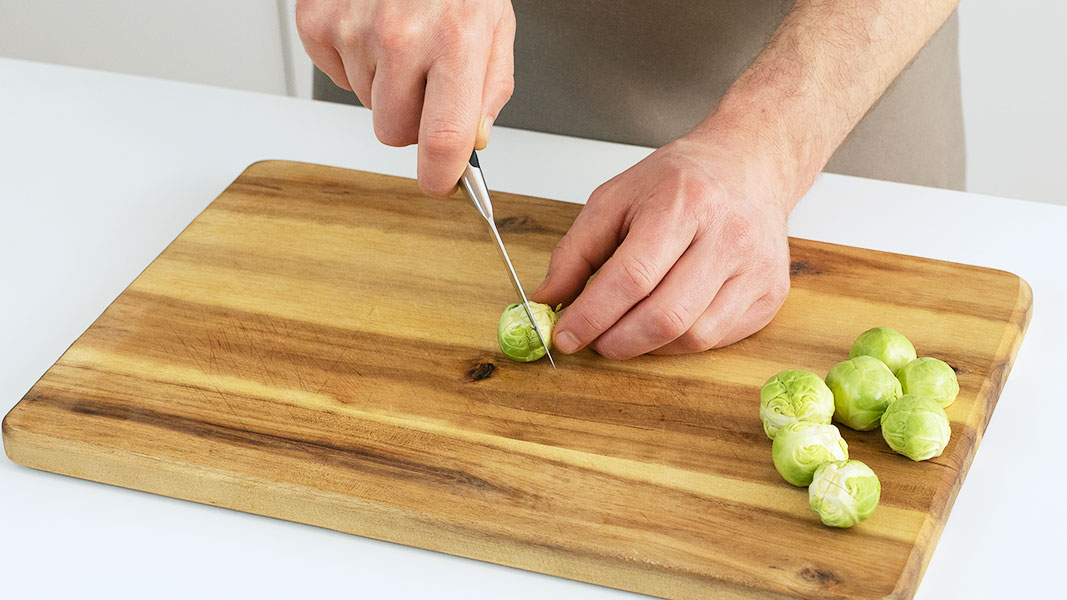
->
xmin=897 ymin=357 xmax=960 ymax=408
xmin=849 ymin=327 xmax=917 ymax=374
xmin=771 ymin=421 xmax=849 ymax=487
xmin=497 ymin=302 xmax=558 ymax=362
xmin=808 ymin=460 xmax=881 ymax=528
xmin=880 ymin=394 xmax=952 ymax=461
xmin=825 ymin=356 xmax=903 ymax=431
xmin=759 ymin=370 xmax=835 ymax=440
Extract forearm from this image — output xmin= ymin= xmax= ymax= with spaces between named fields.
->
xmin=691 ymin=0 xmax=960 ymax=209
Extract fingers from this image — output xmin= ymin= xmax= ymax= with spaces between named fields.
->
xmin=370 ymin=59 xmax=426 ymax=147
xmin=648 ymin=275 xmax=755 ymax=355
xmin=650 ymin=275 xmax=788 ymax=355
xmin=337 ymin=46 xmax=376 ymax=108
xmin=305 ymin=44 xmax=352 ymax=92
xmin=417 ymin=45 xmax=491 ymax=197
xmin=552 ymin=210 xmax=699 ymax=355
xmin=530 ymin=189 xmax=628 ymax=308
xmin=590 ymin=236 xmax=728 ymax=360
xmin=476 ymin=3 xmax=516 ymax=150
xmin=294 ymin=0 xmax=352 ymax=92
xmin=714 ymin=288 xmax=788 ymax=348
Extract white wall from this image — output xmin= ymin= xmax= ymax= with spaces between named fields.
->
xmin=959 ymin=1 xmax=1066 ymax=206
xmin=2 ymin=1 xmax=1064 ymax=206
xmin=0 ymin=0 xmax=288 ymax=95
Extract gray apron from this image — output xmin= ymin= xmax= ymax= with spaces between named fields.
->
xmin=315 ymin=1 xmax=964 ymax=190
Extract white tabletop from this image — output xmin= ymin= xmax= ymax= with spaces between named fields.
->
xmin=1 ymin=58 xmax=1063 ymax=599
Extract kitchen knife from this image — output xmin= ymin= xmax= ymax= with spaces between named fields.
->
xmin=459 ymin=150 xmax=556 ymax=368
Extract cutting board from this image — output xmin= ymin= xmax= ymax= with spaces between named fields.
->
xmin=3 ymin=161 xmax=1031 ymax=599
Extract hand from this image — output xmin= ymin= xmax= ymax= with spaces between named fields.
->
xmin=531 ymin=131 xmax=795 ymax=359
xmin=296 ymin=0 xmax=515 ymax=196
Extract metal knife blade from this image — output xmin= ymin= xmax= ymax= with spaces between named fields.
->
xmin=459 ymin=151 xmax=556 ymax=368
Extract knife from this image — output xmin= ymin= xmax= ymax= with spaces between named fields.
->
xmin=459 ymin=150 xmax=557 ymax=368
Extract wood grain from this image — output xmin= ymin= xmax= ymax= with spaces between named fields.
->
xmin=3 ymin=161 xmax=1031 ymax=599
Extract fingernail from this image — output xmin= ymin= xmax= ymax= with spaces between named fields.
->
xmin=475 ymin=116 xmax=493 ymax=150
xmin=555 ymin=330 xmax=579 ymax=354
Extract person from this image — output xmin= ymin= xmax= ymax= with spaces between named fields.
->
xmin=295 ymin=0 xmax=963 ymax=360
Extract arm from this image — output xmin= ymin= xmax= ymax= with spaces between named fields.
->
xmin=709 ymin=0 xmax=963 ymax=204
xmin=533 ymin=0 xmax=961 ymax=359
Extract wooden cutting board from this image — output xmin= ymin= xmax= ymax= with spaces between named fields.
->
xmin=3 ymin=161 xmax=1031 ymax=599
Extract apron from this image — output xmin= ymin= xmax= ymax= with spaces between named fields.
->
xmin=314 ymin=1 xmax=964 ymax=190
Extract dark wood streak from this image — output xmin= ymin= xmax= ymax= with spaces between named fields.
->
xmin=42 ymin=390 xmax=520 ymax=500
xmin=26 ymin=375 xmax=911 ymax=557
xmin=494 ymin=215 xmax=554 ymax=235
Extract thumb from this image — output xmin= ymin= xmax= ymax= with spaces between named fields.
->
xmin=475 ymin=5 xmax=516 ymax=150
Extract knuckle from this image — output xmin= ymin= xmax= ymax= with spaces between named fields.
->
xmin=593 ymin=342 xmax=628 ymax=361
xmin=619 ymin=256 xmax=659 ymax=297
xmin=650 ymin=304 xmax=691 ymax=340
xmin=574 ymin=309 xmax=610 ymax=337
xmin=679 ymin=324 xmax=718 ymax=353
xmin=421 ymin=122 xmax=469 ymax=159
xmin=435 ymin=16 xmax=479 ymax=54
xmin=296 ymin=3 xmax=337 ymax=46
xmin=374 ymin=16 xmax=420 ymax=54
xmin=335 ymin=20 xmax=364 ymax=51
xmin=587 ymin=180 xmax=615 ymax=206
xmin=552 ymin=233 xmax=576 ymax=261
xmin=768 ymin=277 xmax=791 ymax=305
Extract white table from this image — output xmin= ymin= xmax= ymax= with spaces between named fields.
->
xmin=1 ymin=58 xmax=1063 ymax=599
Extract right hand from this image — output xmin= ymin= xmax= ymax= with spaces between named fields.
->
xmin=296 ymin=0 xmax=516 ymax=196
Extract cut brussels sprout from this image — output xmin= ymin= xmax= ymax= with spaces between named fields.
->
xmin=771 ymin=421 xmax=849 ymax=487
xmin=849 ymin=327 xmax=917 ymax=374
xmin=808 ymin=460 xmax=881 ymax=528
xmin=897 ymin=357 xmax=960 ymax=408
xmin=880 ymin=394 xmax=952 ymax=461
xmin=825 ymin=356 xmax=903 ymax=431
xmin=759 ymin=370 xmax=835 ymax=440
xmin=497 ymin=302 xmax=558 ymax=362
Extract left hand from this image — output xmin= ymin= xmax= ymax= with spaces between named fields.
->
xmin=531 ymin=130 xmax=795 ymax=359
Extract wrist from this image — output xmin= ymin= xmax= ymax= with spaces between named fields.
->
xmin=684 ymin=92 xmax=816 ymax=216
xmin=686 ymin=0 xmax=891 ymax=208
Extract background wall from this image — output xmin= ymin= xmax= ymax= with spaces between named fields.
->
xmin=1 ymin=0 xmax=1063 ymax=205
xmin=0 ymin=0 xmax=289 ymax=95
xmin=958 ymin=1 xmax=1066 ymax=205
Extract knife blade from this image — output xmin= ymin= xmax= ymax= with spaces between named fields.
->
xmin=459 ymin=150 xmax=556 ymax=368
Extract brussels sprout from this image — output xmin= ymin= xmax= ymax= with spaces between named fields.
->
xmin=808 ymin=460 xmax=881 ymax=528
xmin=880 ymin=394 xmax=952 ymax=461
xmin=825 ymin=356 xmax=903 ymax=431
xmin=897 ymin=357 xmax=960 ymax=408
xmin=849 ymin=327 xmax=917 ymax=374
xmin=759 ymin=370 xmax=835 ymax=440
xmin=771 ymin=421 xmax=849 ymax=487
xmin=497 ymin=302 xmax=558 ymax=362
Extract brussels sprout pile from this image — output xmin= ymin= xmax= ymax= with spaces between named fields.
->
xmin=758 ymin=326 xmax=959 ymax=528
